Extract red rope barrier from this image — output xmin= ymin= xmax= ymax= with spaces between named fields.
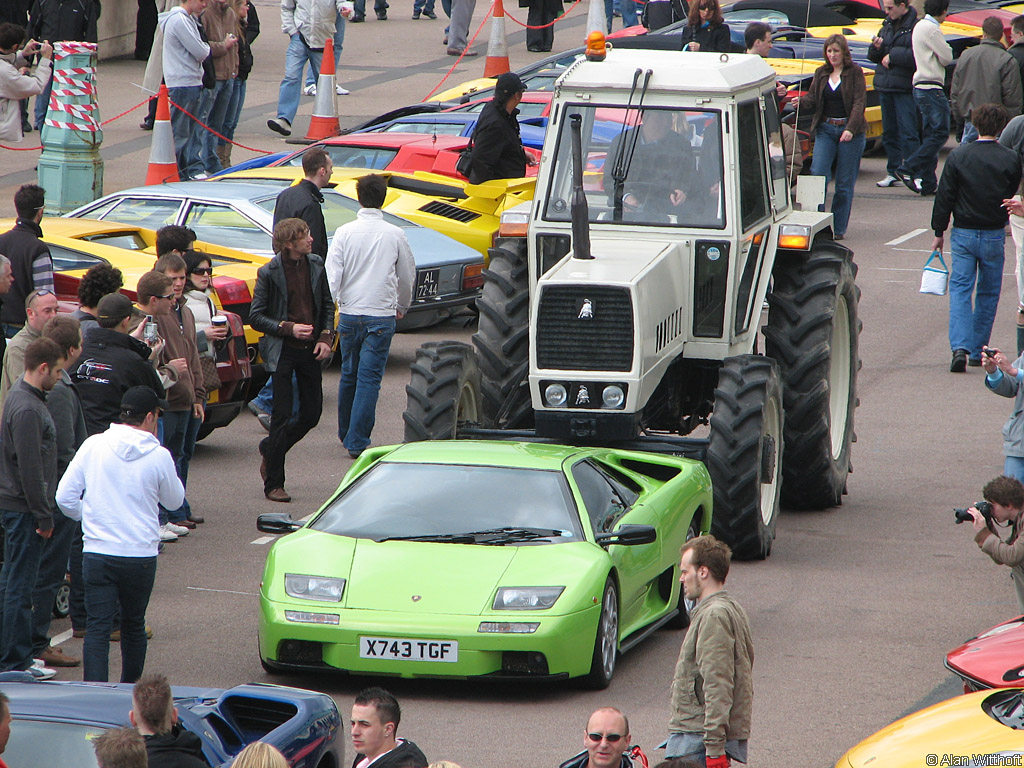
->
xmin=423 ymin=5 xmax=494 ymax=101
xmin=165 ymin=95 xmax=274 ymax=155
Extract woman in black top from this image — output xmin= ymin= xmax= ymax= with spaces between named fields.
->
xmin=679 ymin=0 xmax=730 ymax=53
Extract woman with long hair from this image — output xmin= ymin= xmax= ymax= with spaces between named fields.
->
xmin=798 ymin=34 xmax=868 ymax=240
xmin=678 ymin=0 xmax=730 ymax=53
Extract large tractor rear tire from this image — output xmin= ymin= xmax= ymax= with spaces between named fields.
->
xmin=403 ymin=341 xmax=482 ymax=442
xmin=472 ymin=237 xmax=533 ymax=429
xmin=764 ymin=240 xmax=861 ymax=509
xmin=707 ymin=356 xmax=784 ymax=560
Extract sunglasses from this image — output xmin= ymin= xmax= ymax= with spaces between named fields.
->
xmin=158 ymin=293 xmax=175 ymax=300
xmin=30 ymin=288 xmax=54 ymax=298
xmin=586 ymin=733 xmax=624 ymax=744
xmin=191 ymin=268 xmax=213 ymax=276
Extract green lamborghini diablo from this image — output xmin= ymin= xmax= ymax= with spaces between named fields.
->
xmin=257 ymin=440 xmax=711 ymax=687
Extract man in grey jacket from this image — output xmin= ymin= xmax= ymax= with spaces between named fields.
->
xmin=161 ymin=0 xmax=211 ymax=180
xmin=951 ymin=16 xmax=1023 ymax=143
xmin=0 ymin=336 xmax=64 ymax=678
xmin=0 ymin=24 xmax=51 ymax=142
xmin=249 ymin=217 xmax=335 ymax=502
xmin=665 ymin=535 xmax=754 ymax=768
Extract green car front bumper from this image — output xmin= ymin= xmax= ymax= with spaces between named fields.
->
xmin=258 ymin=595 xmax=602 ymax=680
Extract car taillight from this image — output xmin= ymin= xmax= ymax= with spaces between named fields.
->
xmin=462 ymin=263 xmax=484 ymax=290
xmin=212 ymin=276 xmax=251 ymax=307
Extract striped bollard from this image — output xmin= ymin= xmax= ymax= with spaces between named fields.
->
xmin=37 ymin=41 xmax=104 ymax=213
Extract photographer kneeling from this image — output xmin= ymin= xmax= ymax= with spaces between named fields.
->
xmin=965 ymin=475 xmax=1024 ymax=611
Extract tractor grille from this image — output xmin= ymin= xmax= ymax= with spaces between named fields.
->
xmin=419 ymin=201 xmax=480 ymax=222
xmin=536 ymin=286 xmax=634 ymax=371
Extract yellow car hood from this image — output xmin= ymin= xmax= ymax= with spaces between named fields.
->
xmin=840 ymin=689 xmax=1024 ymax=768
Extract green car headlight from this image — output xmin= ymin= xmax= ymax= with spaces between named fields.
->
xmin=284 ymin=574 xmax=345 ymax=602
xmin=492 ymin=586 xmax=564 ymax=610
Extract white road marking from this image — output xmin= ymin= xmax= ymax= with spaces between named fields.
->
xmin=886 ymin=228 xmax=928 ymax=245
xmin=49 ymin=629 xmax=73 ymax=647
xmin=186 ymin=586 xmax=257 ymax=596
xmin=251 ymin=536 xmax=275 ymax=545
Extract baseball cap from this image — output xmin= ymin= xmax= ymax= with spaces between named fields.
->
xmin=96 ymin=292 xmax=133 ymax=322
xmin=120 ymin=386 xmax=169 ymax=417
xmin=495 ymin=72 xmax=527 ymax=95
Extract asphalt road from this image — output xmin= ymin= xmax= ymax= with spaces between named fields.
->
xmin=2 ymin=3 xmax=1022 ymax=766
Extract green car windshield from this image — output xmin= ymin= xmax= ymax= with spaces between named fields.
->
xmin=310 ymin=463 xmax=584 ymax=543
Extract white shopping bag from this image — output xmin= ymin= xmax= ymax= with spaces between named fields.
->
xmin=920 ymin=250 xmax=949 ymax=296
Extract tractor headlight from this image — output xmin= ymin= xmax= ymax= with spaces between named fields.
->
xmin=284 ymin=574 xmax=345 ymax=602
xmin=602 ymin=384 xmax=625 ymax=409
xmin=544 ymin=383 xmax=568 ymax=407
xmin=493 ymin=587 xmax=565 ymax=610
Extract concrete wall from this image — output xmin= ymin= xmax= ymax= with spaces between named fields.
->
xmin=98 ymin=1 xmax=138 ymax=60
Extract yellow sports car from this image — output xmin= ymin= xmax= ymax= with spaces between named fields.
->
xmin=836 ymin=688 xmax=1024 ymax=768
xmin=217 ymin=167 xmax=536 ymax=261
xmin=8 ymin=217 xmax=261 ymax=436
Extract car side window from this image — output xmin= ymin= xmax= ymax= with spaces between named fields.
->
xmin=571 ymin=460 xmax=632 ymax=534
xmin=48 ymin=244 xmax=108 ymax=272
xmin=182 ymin=203 xmax=273 ymax=253
xmin=104 ymin=197 xmax=183 ymax=230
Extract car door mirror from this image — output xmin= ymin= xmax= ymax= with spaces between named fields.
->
xmin=594 ymin=524 xmax=657 ymax=547
xmin=256 ymin=513 xmax=301 ymax=534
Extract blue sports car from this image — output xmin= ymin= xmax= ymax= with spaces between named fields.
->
xmin=0 ymin=678 xmax=343 ymax=768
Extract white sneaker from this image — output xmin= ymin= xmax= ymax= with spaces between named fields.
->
xmin=303 ymin=83 xmax=317 ymax=96
xmin=191 ymin=172 xmax=210 ymax=180
xmin=336 ymin=84 xmax=350 ymax=95
xmin=165 ymin=522 xmax=190 ymax=536
xmin=876 ymin=174 xmax=902 ymax=187
xmin=158 ymin=524 xmax=179 ymax=542
xmin=29 ymin=662 xmax=56 ymax=680
xmin=267 ymin=117 xmax=292 ymax=137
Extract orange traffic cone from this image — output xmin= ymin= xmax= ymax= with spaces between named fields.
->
xmin=145 ymin=84 xmax=179 ymax=185
xmin=306 ymin=37 xmax=341 ymax=141
xmin=483 ymin=0 xmax=511 ymax=77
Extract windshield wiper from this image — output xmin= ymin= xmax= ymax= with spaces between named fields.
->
xmin=465 ymin=527 xmax=568 ymax=545
xmin=376 ymin=533 xmax=476 ymax=543
xmin=610 ymin=68 xmax=653 ymax=222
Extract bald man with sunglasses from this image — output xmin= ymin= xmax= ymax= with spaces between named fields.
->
xmin=560 ymin=708 xmax=637 ymax=768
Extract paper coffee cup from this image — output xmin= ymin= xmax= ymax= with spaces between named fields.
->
xmin=211 ymin=315 xmax=228 ymax=327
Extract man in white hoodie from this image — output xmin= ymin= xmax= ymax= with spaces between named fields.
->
xmin=56 ymin=386 xmax=184 ymax=683
xmin=0 ymin=23 xmax=51 ymax=142
xmin=161 ymin=0 xmax=211 ymax=179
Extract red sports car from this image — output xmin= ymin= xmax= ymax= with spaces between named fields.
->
xmin=946 ymin=615 xmax=1024 ymax=693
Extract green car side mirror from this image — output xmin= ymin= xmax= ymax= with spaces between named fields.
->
xmin=256 ymin=513 xmax=302 ymax=534
xmin=594 ymin=524 xmax=657 ymax=547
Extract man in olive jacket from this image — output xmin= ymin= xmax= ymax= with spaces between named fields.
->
xmin=665 ymin=535 xmax=754 ymax=768
xmin=249 ymin=217 xmax=334 ymax=503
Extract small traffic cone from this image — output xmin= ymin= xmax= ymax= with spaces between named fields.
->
xmin=483 ymin=0 xmax=511 ymax=77
xmin=145 ymin=84 xmax=179 ymax=185
xmin=586 ymin=0 xmax=608 ymax=35
xmin=306 ymin=37 xmax=341 ymax=141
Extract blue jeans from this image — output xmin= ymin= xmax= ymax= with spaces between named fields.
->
xmin=82 ymin=553 xmax=156 ymax=683
xmin=220 ymin=78 xmax=247 ymax=149
xmin=31 ymin=509 xmax=75 ymax=658
xmin=33 ymin=69 xmax=53 ymax=130
xmin=604 ymin=0 xmax=636 ymax=29
xmin=878 ymin=90 xmax=920 ymax=176
xmin=1006 ymin=456 xmax=1024 ymax=485
xmin=306 ymin=15 xmax=346 ymax=88
xmin=901 ymin=88 xmax=949 ymax=194
xmin=961 ymin=120 xmax=979 ymax=145
xmin=0 ymin=511 xmax=45 ymax=671
xmin=948 ymin=226 xmax=1006 ymax=358
xmin=413 ymin=0 xmax=435 ymax=14
xmin=167 ymin=85 xmax=204 ymax=179
xmin=199 ymin=78 xmax=234 ymax=173
xmin=338 ymin=314 xmax=396 ymax=452
xmin=354 ymin=0 xmax=388 ymax=17
xmin=177 ymin=412 xmax=202 ymax=520
xmin=159 ymin=411 xmax=192 ymax=523
xmin=277 ymin=35 xmax=324 ymax=124
xmin=809 ymin=122 xmax=866 ymax=238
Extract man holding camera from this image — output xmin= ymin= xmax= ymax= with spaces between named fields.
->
xmin=967 ymin=475 xmax=1024 ymax=612
xmin=981 ymin=344 xmax=1024 ymax=484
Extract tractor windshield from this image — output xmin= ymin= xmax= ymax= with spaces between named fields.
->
xmin=542 ymin=105 xmax=725 ymax=229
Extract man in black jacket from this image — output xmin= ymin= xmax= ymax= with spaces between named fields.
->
xmin=468 ymin=72 xmax=529 ymax=184
xmin=72 ymin=293 xmax=167 ymax=436
xmin=0 ymin=337 xmax=62 ymax=677
xmin=931 ymin=103 xmax=1021 ymax=372
xmin=249 ymin=218 xmax=334 ymax=503
xmin=273 ymin=146 xmax=333 ymax=258
xmin=350 ymin=687 xmax=427 ymax=768
xmin=869 ymin=0 xmax=919 ymax=188
xmin=26 ymin=0 xmax=100 ymax=131
xmin=0 ymin=184 xmax=55 ymax=336
xmin=131 ymin=674 xmax=210 ymax=768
